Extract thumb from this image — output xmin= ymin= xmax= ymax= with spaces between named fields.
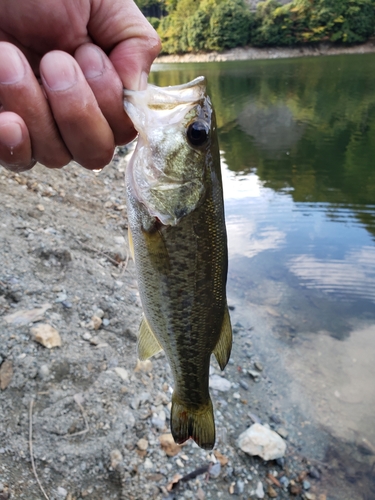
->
xmin=89 ymin=0 xmax=161 ymax=90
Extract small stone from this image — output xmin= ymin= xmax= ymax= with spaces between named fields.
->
xmin=237 ymin=423 xmax=286 ymax=461
xmin=308 ymin=466 xmax=320 ymax=480
xmin=94 ymin=308 xmax=105 ymax=319
xmin=248 ymin=370 xmax=261 ymax=382
xmin=305 ymin=493 xmax=316 ymax=500
xmin=239 ymin=379 xmax=249 ymax=390
xmin=38 ymin=364 xmax=50 ymax=379
xmin=89 ymin=315 xmax=102 ymax=330
xmin=110 ymin=449 xmax=123 ymax=469
xmin=102 ymin=318 xmax=110 ymax=327
xmin=31 ymin=323 xmax=62 ymax=348
xmin=114 ymin=367 xmax=129 ymax=381
xmin=82 ymin=332 xmax=92 ymax=341
xmin=159 ymin=433 xmax=182 ymax=457
xmin=279 ymin=476 xmax=289 ymax=488
xmin=134 ymin=359 xmax=153 ymax=372
xmin=289 ymin=484 xmax=302 ymax=495
xmin=152 ymin=409 xmax=166 ymax=430
xmin=56 ymin=486 xmax=68 ymax=498
xmin=254 ymin=361 xmax=263 ymax=372
xmin=0 ymin=360 xmax=13 ymax=390
xmin=176 ymin=458 xmax=184 ymax=468
xmin=137 ymin=438 xmax=148 ymax=451
xmin=209 ymin=374 xmax=231 ymax=392
xmin=209 ymin=462 xmax=221 ymax=478
xmin=36 ymin=204 xmax=45 ymax=212
xmin=233 ymin=392 xmax=241 ymax=400
xmin=276 ymin=427 xmax=288 ymax=439
xmin=267 ymin=485 xmax=277 ymax=498
xmin=303 ymin=480 xmax=311 ymax=490
xmin=234 ymin=480 xmax=244 ymax=495
xmin=4 ymin=303 xmax=51 ymax=325
xmin=144 ymin=458 xmax=153 ymax=470
xmin=255 ymin=481 xmax=264 ymax=499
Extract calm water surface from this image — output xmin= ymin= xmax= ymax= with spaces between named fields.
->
xmin=150 ymin=55 xmax=375 ymax=498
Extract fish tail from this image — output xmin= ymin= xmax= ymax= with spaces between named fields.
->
xmin=171 ymin=392 xmax=215 ymax=450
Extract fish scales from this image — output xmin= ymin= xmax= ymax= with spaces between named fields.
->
xmin=124 ymin=77 xmax=232 ymax=450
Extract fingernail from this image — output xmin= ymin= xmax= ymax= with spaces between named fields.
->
xmin=0 ymin=122 xmax=23 ymax=148
xmin=78 ymin=46 xmax=105 ymax=79
xmin=41 ymin=52 xmax=77 ymax=91
xmin=139 ymin=71 xmax=149 ymax=91
xmin=0 ymin=45 xmax=25 ymax=84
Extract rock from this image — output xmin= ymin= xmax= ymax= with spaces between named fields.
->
xmin=114 ymin=367 xmax=129 ymax=381
xmin=134 ymin=359 xmax=153 ymax=373
xmin=89 ymin=315 xmax=102 ymax=330
xmin=159 ymin=433 xmax=182 ymax=457
xmin=237 ymin=423 xmax=286 ymax=461
xmin=239 ymin=379 xmax=249 ymax=390
xmin=289 ymin=483 xmax=302 ymax=495
xmin=276 ymin=427 xmax=288 ymax=439
xmin=0 ymin=360 xmax=13 ymax=390
xmin=209 ymin=374 xmax=231 ymax=392
xmin=137 ymin=438 xmax=148 ymax=451
xmin=56 ymin=486 xmax=68 ymax=498
xmin=308 ymin=466 xmax=320 ymax=479
xmin=36 ymin=204 xmax=45 ymax=212
xmin=267 ymin=485 xmax=277 ymax=498
xmin=279 ymin=476 xmax=289 ymax=488
xmin=255 ymin=481 xmax=265 ymax=499
xmin=144 ymin=458 xmax=153 ymax=470
xmin=254 ymin=361 xmax=263 ymax=372
xmin=208 ymin=462 xmax=221 ymax=478
xmin=305 ymin=493 xmax=316 ymax=500
xmin=152 ymin=409 xmax=166 ymax=430
xmin=248 ymin=370 xmax=261 ymax=382
xmin=38 ymin=364 xmax=50 ymax=379
xmin=4 ymin=303 xmax=51 ymax=325
xmin=110 ymin=449 xmax=123 ymax=469
xmin=82 ymin=332 xmax=92 ymax=341
xmin=234 ymin=480 xmax=244 ymax=495
xmin=303 ymin=480 xmax=311 ymax=490
xmin=31 ymin=324 xmax=62 ymax=348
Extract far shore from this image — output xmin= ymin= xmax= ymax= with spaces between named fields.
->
xmin=154 ymin=40 xmax=375 ymax=64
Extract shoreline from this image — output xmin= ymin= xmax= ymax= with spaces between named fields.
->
xmin=154 ymin=40 xmax=375 ymax=63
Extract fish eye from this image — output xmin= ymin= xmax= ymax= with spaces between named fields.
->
xmin=186 ymin=120 xmax=210 ymax=147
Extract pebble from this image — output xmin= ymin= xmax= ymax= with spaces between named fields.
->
xmin=239 ymin=379 xmax=249 ymax=390
xmin=151 ymin=409 xmax=166 ymax=429
xmin=304 ymin=493 xmax=316 ymax=500
xmin=276 ymin=427 xmax=288 ymax=439
xmin=238 ymin=423 xmax=286 ymax=461
xmin=56 ymin=486 xmax=68 ymax=498
xmin=303 ymin=480 xmax=311 ymax=490
xmin=137 ymin=438 xmax=148 ymax=451
xmin=254 ymin=361 xmax=263 ymax=372
xmin=267 ymin=485 xmax=277 ymax=498
xmin=102 ymin=318 xmax=110 ymax=327
xmin=279 ymin=476 xmax=289 ymax=488
xmin=110 ymin=449 xmax=123 ymax=469
xmin=308 ymin=466 xmax=320 ymax=479
xmin=82 ymin=332 xmax=92 ymax=341
xmin=209 ymin=374 xmax=232 ymax=392
xmin=209 ymin=462 xmax=221 ymax=478
xmin=114 ymin=367 xmax=129 ymax=381
xmin=234 ymin=480 xmax=244 ymax=495
xmin=248 ymin=370 xmax=261 ymax=382
xmin=233 ymin=392 xmax=241 ymax=400
xmin=144 ymin=458 xmax=153 ymax=470
xmin=38 ymin=364 xmax=50 ymax=379
xmin=31 ymin=323 xmax=62 ymax=349
xmin=255 ymin=481 xmax=265 ymax=499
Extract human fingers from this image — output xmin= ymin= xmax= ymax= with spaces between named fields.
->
xmin=89 ymin=0 xmax=161 ymax=90
xmin=0 ymin=112 xmax=35 ymax=172
xmin=40 ymin=50 xmax=116 ymax=170
xmin=0 ymin=42 xmax=72 ymax=168
xmin=75 ymin=43 xmax=136 ymax=146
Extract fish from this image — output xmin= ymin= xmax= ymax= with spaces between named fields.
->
xmin=123 ymin=77 xmax=232 ymax=450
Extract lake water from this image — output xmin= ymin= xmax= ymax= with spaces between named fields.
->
xmin=150 ymin=55 xmax=375 ymax=499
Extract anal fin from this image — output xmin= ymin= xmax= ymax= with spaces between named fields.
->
xmin=137 ymin=316 xmax=163 ymax=360
xmin=213 ymin=305 xmax=232 ymax=370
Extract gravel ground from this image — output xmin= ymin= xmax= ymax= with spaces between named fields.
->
xmin=0 ymin=149 xmax=372 ymax=500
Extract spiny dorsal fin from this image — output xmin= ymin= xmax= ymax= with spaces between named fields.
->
xmin=171 ymin=392 xmax=215 ymax=450
xmin=213 ymin=305 xmax=232 ymax=371
xmin=128 ymin=227 xmax=135 ymax=261
xmin=137 ymin=316 xmax=163 ymax=360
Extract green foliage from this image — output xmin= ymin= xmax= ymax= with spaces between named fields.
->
xmin=208 ymin=0 xmax=254 ymax=50
xmin=147 ymin=17 xmax=161 ymax=30
xmin=157 ymin=0 xmax=375 ymax=53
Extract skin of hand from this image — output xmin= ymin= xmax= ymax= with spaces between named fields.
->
xmin=0 ymin=0 xmax=161 ymax=172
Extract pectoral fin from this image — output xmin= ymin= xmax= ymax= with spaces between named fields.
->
xmin=137 ymin=316 xmax=163 ymax=360
xmin=213 ymin=306 xmax=232 ymax=370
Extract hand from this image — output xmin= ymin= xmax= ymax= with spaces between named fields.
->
xmin=0 ymin=0 xmax=161 ymax=172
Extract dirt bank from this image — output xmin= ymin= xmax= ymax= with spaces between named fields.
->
xmin=0 ymin=150 xmax=368 ymax=499
xmin=155 ymin=41 xmax=375 ymax=64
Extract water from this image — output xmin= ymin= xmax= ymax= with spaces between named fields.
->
xmin=150 ymin=55 xmax=375 ymax=498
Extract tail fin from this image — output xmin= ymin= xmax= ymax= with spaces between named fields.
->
xmin=171 ymin=393 xmax=215 ymax=450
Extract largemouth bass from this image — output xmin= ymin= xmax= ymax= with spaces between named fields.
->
xmin=123 ymin=77 xmax=232 ymax=450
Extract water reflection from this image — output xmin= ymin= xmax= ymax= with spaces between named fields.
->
xmin=150 ymin=58 xmax=375 ymax=497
